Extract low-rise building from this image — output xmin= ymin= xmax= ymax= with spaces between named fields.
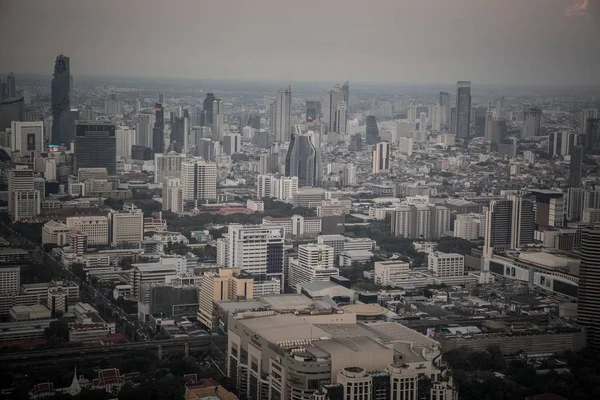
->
xmin=374 ymin=260 xmax=410 ymax=286
xmin=428 ymin=252 xmax=465 ymax=278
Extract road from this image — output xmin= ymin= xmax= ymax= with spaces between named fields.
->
xmin=2 ymin=223 xmax=153 ymax=341
xmin=0 ymin=336 xmax=227 ymax=366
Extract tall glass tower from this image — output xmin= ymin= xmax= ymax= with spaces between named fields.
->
xmin=51 ymin=55 xmax=72 ymax=145
xmin=455 ymin=81 xmax=471 ymax=139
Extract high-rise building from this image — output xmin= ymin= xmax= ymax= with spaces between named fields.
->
xmin=567 ymin=187 xmax=586 ymax=221
xmin=522 ymin=107 xmax=542 ymax=138
xmin=569 ymin=145 xmax=584 ymax=187
xmin=341 ymin=164 xmax=357 ymax=187
xmin=116 ymin=126 xmax=135 ymax=159
xmin=428 ymin=252 xmax=465 ymax=277
xmin=258 ymin=153 xmax=279 ymax=175
xmin=531 ymin=189 xmax=565 ymax=230
xmin=136 ymin=113 xmax=155 ymax=149
xmin=454 ymin=213 xmax=485 ymax=240
xmin=104 ymin=92 xmax=122 ymax=116
xmin=153 ymin=103 xmax=165 ymax=154
xmin=429 ymin=104 xmax=443 ymax=131
xmin=171 ymin=116 xmax=189 ymax=154
xmin=365 ymin=116 xmax=380 ymax=145
xmin=221 ymin=224 xmax=285 ymax=283
xmin=6 ymin=73 xmax=16 ymax=98
xmin=289 ymin=243 xmax=338 ymax=289
xmin=348 ymin=133 xmax=363 ymax=152
xmin=74 ymin=121 xmax=117 ymax=175
xmin=578 ymin=227 xmax=600 ymax=350
xmin=372 ymin=141 xmax=390 ymax=174
xmin=212 ymin=99 xmax=223 ymax=141
xmin=439 ymin=91 xmax=451 ymax=125
xmin=342 ymin=80 xmax=350 ymax=112
xmin=584 ymin=118 xmax=600 ymax=152
xmin=66 ymin=216 xmax=109 ymax=245
xmin=483 ymin=196 xmax=535 ymax=256
xmin=306 ymin=100 xmax=321 ymax=123
xmin=10 ymin=121 xmax=43 ymax=155
xmin=51 ymin=55 xmax=72 ymax=145
xmin=162 ymin=177 xmax=184 ymax=213
xmin=390 ymin=204 xmax=450 ymax=240
xmin=109 ymin=204 xmax=144 ymax=246
xmin=180 ymin=158 xmax=217 ymax=203
xmin=455 ymin=81 xmax=471 ymax=139
xmin=0 ymin=96 xmax=25 ymax=131
xmin=419 ymin=112 xmax=427 ymax=132
xmin=154 ymin=152 xmax=184 ymax=184
xmin=275 ymin=87 xmax=292 ymax=142
xmin=222 ymin=133 xmax=242 ymax=155
xmin=474 ymin=105 xmax=487 ymax=137
xmin=324 ymin=85 xmax=346 ymax=134
xmin=201 ymin=93 xmax=216 ymax=127
xmin=285 ymin=128 xmax=322 ymax=187
xmin=407 ymin=103 xmax=418 ymax=129
xmin=450 ymin=107 xmax=457 ymax=134
xmin=8 ymin=166 xmax=40 ymax=222
xmin=580 ymin=108 xmax=598 ymax=134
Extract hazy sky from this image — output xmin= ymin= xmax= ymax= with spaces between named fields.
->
xmin=1 ymin=0 xmax=599 ymax=85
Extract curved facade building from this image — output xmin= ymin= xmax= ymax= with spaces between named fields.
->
xmin=285 ymin=129 xmax=322 ymax=187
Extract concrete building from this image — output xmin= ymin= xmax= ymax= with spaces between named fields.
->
xmin=197 ymin=268 xmax=254 ymax=329
xmin=10 ymin=121 xmax=43 ymax=155
xmin=8 ymin=166 xmax=40 ymax=222
xmin=162 ymin=177 xmax=184 ymax=212
xmin=454 ymin=213 xmax=485 ymax=240
xmin=275 ymin=87 xmax=292 ymax=143
xmin=578 ymin=227 xmax=600 ymax=350
xmin=222 ymin=133 xmax=242 ymax=155
xmin=372 ymin=141 xmax=390 ymax=174
xmin=154 ymin=152 xmax=185 ymax=184
xmin=74 ymin=121 xmax=117 ymax=175
xmin=66 ymin=216 xmax=109 ymax=246
xmin=0 ymin=266 xmax=20 ymax=295
xmin=390 ymin=205 xmax=450 ymax=240
xmin=289 ymin=243 xmax=338 ymax=289
xmin=181 ymin=158 xmax=217 ymax=203
xmin=428 ymin=252 xmax=465 ymax=278
xmin=109 ymin=204 xmax=143 ymax=246
xmin=262 ymin=215 xmax=322 ymax=239
xmin=374 ymin=261 xmax=410 ymax=286
xmin=116 ymin=126 xmax=135 ymax=159
xmin=130 ymin=262 xmax=178 ymax=298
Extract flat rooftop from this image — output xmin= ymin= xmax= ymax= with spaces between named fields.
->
xmin=240 ymin=314 xmax=330 ymax=343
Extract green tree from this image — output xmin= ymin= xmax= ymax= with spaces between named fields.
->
xmin=44 ymin=319 xmax=70 ymax=341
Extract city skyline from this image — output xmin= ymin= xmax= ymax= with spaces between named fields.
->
xmin=1 ymin=0 xmax=599 ymax=86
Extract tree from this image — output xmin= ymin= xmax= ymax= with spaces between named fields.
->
xmin=71 ymin=263 xmax=87 ymax=281
xmin=44 ymin=319 xmax=69 ymax=342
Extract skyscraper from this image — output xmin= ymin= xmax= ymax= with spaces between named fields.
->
xmin=74 ymin=122 xmax=117 ymax=175
xmin=306 ymin=100 xmax=321 ymax=123
xmin=569 ymin=145 xmax=584 ymax=187
xmin=324 ymin=85 xmax=346 ymax=134
xmin=580 ymin=109 xmax=598 ymax=134
xmin=8 ymin=165 xmax=40 ymax=222
xmin=180 ymin=158 xmax=217 ymax=203
xmin=578 ymin=227 xmax=600 ymax=350
xmin=522 ymin=107 xmax=542 ymax=138
xmin=407 ymin=104 xmax=418 ymax=129
xmin=171 ymin=116 xmax=189 ymax=154
xmin=212 ymin=98 xmax=223 ymax=141
xmin=51 ymin=55 xmax=72 ymax=145
xmin=285 ymin=127 xmax=322 ymax=187
xmin=153 ymin=103 xmax=165 ymax=154
xmin=365 ymin=115 xmax=380 ymax=145
xmin=439 ymin=91 xmax=451 ymax=125
xmin=483 ymin=196 xmax=535 ymax=256
xmin=372 ymin=141 xmax=390 ymax=174
xmin=474 ymin=105 xmax=487 ymax=137
xmin=6 ymin=73 xmax=16 ymax=98
xmin=201 ymin=93 xmax=216 ymax=126
xmin=455 ymin=81 xmax=471 ymax=139
xmin=348 ymin=133 xmax=363 ymax=152
xmin=116 ymin=126 xmax=135 ymax=159
xmin=222 ymin=133 xmax=241 ymax=155
xmin=275 ymin=87 xmax=292 ymax=142
xmin=136 ymin=113 xmax=155 ymax=149
xmin=584 ymin=118 xmax=600 ymax=152
xmin=419 ymin=112 xmax=427 ymax=132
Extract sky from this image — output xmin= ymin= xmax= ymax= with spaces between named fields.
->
xmin=0 ymin=0 xmax=599 ymax=86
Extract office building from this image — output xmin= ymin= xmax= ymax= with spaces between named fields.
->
xmin=74 ymin=122 xmax=117 ymax=175
xmin=455 ymin=81 xmax=471 ymax=139
xmin=51 ymin=55 xmax=72 ymax=145
xmin=483 ymin=196 xmax=535 ymax=256
xmin=419 ymin=112 xmax=427 ymax=132
xmin=580 ymin=108 xmax=598 ymax=134
xmin=407 ymin=103 xmax=418 ymax=129
xmin=324 ymin=85 xmax=346 ymax=134
xmin=374 ymin=260 xmax=409 ymax=286
xmin=578 ymin=227 xmax=600 ymax=350
xmin=222 ymin=133 xmax=241 ymax=155
xmin=306 ymin=100 xmax=321 ymax=123
xmin=531 ymin=189 xmax=565 ymax=230
xmin=390 ymin=204 xmax=450 ymax=240
xmin=428 ymin=252 xmax=464 ymax=277
xmin=522 ymin=107 xmax=542 ymax=138
xmin=0 ymin=267 xmax=20 ymax=295
xmin=10 ymin=121 xmax=43 ymax=155
xmin=110 ymin=204 xmax=144 ymax=246
xmin=365 ymin=115 xmax=380 ymax=145
xmin=162 ymin=177 xmax=184 ymax=213
xmin=584 ymin=118 xmax=600 ymax=152
xmin=154 ymin=152 xmax=184 ymax=184
xmin=116 ymin=126 xmax=135 ymax=159
xmin=289 ymin=243 xmax=338 ymax=289
xmin=275 ymin=87 xmax=292 ymax=142
xmin=258 ymin=153 xmax=279 ymax=175
xmin=130 ymin=262 xmax=178 ymax=298
xmin=473 ymin=105 xmax=487 ymax=137
xmin=180 ymin=158 xmax=217 ymax=203
xmin=0 ymin=96 xmax=25 ymax=131
xmin=285 ymin=128 xmax=322 ymax=187
xmin=221 ymin=224 xmax=285 ymax=282
xmin=8 ymin=166 xmax=40 ymax=222
xmin=439 ymin=91 xmax=451 ymax=125
xmin=171 ymin=116 xmax=189 ymax=153
xmin=104 ymin=92 xmax=121 ymax=116
xmin=42 ymin=220 xmax=71 ymax=246
xmin=153 ymin=103 xmax=165 ymax=153
xmin=66 ymin=216 xmax=109 ymax=246
xmin=197 ymin=268 xmax=254 ymax=329
xmin=567 ymin=187 xmax=585 ymax=221
xmin=569 ymin=146 xmax=584 ymax=187
xmin=372 ymin=141 xmax=390 ymax=174
xmin=348 ymin=133 xmax=362 ymax=152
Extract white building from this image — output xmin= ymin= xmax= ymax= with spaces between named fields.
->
xmin=66 ymin=216 xmax=109 ymax=246
xmin=11 ymin=121 xmax=43 ymax=155
xmin=246 ymin=199 xmax=264 ymax=212
xmin=110 ymin=204 xmax=144 ymax=246
xmin=398 ymin=137 xmax=413 ymax=156
xmin=0 ymin=266 xmax=20 ymax=295
xmin=374 ymin=261 xmax=410 ymax=286
xmin=136 ymin=113 xmax=155 ymax=148
xmin=181 ymin=158 xmax=217 ymax=203
xmin=428 ymin=252 xmax=465 ymax=278
xmin=222 ymin=133 xmax=242 ymax=155
xmin=44 ymin=158 xmax=57 ymax=181
xmin=154 ymin=152 xmax=185 ymax=184
xmin=289 ymin=243 xmax=338 ymax=289
xmin=454 ymin=213 xmax=485 ymax=240
xmin=162 ymin=177 xmax=184 ymax=213
xmin=116 ymin=126 xmax=135 ymax=159
xmin=42 ymin=220 xmax=71 ymax=246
